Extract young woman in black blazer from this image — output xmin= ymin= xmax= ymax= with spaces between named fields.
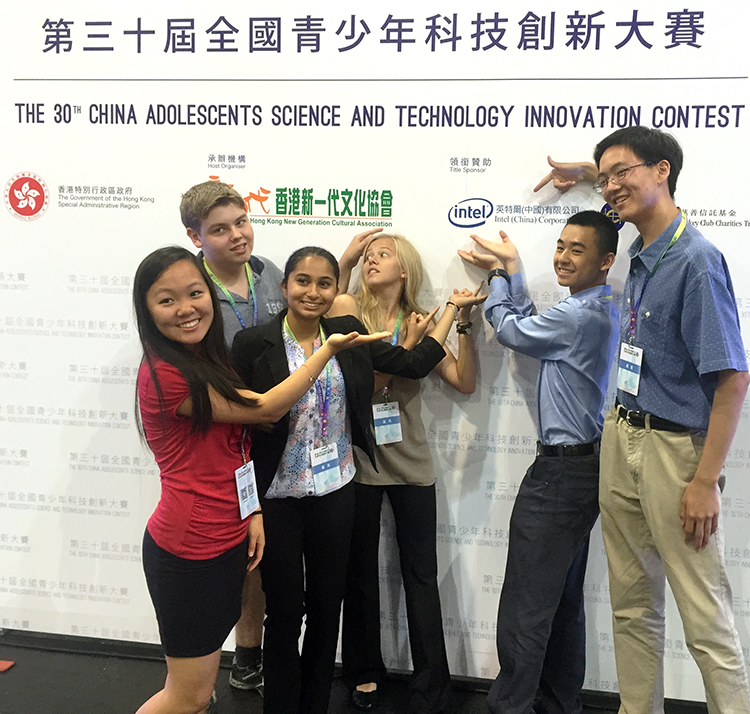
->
xmin=231 ymin=246 xmax=484 ymax=714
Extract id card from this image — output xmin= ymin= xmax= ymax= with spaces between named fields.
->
xmin=373 ymin=402 xmax=402 ymax=445
xmin=617 ymin=342 xmax=643 ymax=396
xmin=235 ymin=461 xmax=260 ymax=519
xmin=311 ymin=443 xmax=341 ymax=495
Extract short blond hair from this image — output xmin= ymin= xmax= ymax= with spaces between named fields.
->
xmin=179 ymin=181 xmax=246 ymax=233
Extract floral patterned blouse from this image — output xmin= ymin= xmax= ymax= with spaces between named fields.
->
xmin=265 ymin=325 xmax=355 ymax=498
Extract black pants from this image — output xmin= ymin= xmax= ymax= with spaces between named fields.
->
xmin=260 ymin=482 xmax=355 ymax=714
xmin=342 ymin=482 xmax=451 ymax=714
xmin=487 ymin=453 xmax=600 ymax=714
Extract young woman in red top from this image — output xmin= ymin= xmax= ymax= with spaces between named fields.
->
xmin=132 ymin=246 xmax=387 ymax=714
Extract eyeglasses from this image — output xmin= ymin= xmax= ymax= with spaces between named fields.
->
xmin=593 ymin=162 xmax=654 ymax=194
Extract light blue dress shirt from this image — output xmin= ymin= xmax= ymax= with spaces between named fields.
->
xmin=617 ymin=214 xmax=747 ymax=430
xmin=484 ymin=273 xmax=619 ymax=445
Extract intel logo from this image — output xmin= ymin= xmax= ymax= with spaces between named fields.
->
xmin=448 ymin=198 xmax=494 ymax=228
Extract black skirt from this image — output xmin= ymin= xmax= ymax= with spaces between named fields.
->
xmin=142 ymin=528 xmax=248 ymax=658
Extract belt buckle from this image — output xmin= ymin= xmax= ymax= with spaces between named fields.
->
xmin=624 ymin=409 xmax=636 ymax=427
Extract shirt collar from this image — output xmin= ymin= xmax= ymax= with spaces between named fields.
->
xmin=571 ymin=283 xmax=612 ymax=300
xmin=627 ymin=212 xmax=684 ymax=271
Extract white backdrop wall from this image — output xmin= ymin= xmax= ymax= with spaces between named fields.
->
xmin=2 ymin=0 xmax=749 ymax=701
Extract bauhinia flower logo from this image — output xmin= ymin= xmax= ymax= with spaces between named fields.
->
xmin=15 ymin=181 xmax=40 ymax=210
xmin=5 ymin=172 xmax=50 ymax=221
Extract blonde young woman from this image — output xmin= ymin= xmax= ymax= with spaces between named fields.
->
xmin=332 ymin=234 xmax=479 ymax=714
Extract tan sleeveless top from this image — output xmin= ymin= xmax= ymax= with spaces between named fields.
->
xmin=353 ymin=370 xmax=435 ymax=487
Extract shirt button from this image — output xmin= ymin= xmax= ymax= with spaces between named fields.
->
xmin=645 ymin=311 xmax=651 ymax=317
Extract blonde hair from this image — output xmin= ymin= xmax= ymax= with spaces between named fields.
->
xmin=355 ymin=234 xmax=427 ymax=337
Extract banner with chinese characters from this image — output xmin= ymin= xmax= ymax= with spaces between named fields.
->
xmin=2 ymin=0 xmax=749 ymax=701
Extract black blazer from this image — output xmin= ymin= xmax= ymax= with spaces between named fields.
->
xmin=231 ymin=311 xmax=445 ymax=497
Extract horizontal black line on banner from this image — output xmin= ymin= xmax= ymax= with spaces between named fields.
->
xmin=14 ymin=75 xmax=749 ymax=82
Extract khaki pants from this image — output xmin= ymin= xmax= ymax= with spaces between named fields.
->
xmin=600 ymin=406 xmax=750 ymax=714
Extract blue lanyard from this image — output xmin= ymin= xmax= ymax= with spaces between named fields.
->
xmin=204 ymin=260 xmax=257 ymax=329
xmin=628 ymin=210 xmax=686 ymax=343
xmin=314 ymin=364 xmax=333 ymax=441
xmin=283 ymin=318 xmax=333 ymax=440
xmin=390 ymin=309 xmax=403 ymax=346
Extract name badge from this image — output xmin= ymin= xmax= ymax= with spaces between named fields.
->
xmin=617 ymin=342 xmax=643 ymax=396
xmin=235 ymin=461 xmax=260 ymax=519
xmin=373 ymin=402 xmax=402 ymax=445
xmin=311 ymin=443 xmax=341 ymax=495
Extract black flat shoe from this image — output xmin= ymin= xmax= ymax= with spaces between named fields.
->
xmin=351 ymin=688 xmax=379 ymax=710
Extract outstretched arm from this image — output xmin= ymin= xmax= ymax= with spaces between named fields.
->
xmin=431 ymin=288 xmax=482 ymax=394
xmin=329 ymin=292 xmax=395 ymax=393
xmin=368 ymin=288 xmax=485 ymax=379
xmin=459 ymin=229 xmax=535 ymax=321
xmin=178 ymin=330 xmax=391 ymax=424
xmin=533 ymin=156 xmax=598 ymax=194
xmin=427 ymin=286 xmax=486 ymax=347
xmin=458 ymin=230 xmax=522 ymax=275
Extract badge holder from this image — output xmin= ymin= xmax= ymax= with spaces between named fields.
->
xmin=373 ymin=402 xmax=402 ymax=445
xmin=311 ymin=443 xmax=342 ymax=495
xmin=235 ymin=430 xmax=260 ymax=519
xmin=617 ymin=342 xmax=643 ymax=396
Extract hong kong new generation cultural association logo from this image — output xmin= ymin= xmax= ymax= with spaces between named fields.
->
xmin=5 ymin=172 xmax=50 ymax=221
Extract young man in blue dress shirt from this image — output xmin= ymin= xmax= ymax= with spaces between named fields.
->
xmin=535 ymin=126 xmax=750 ymax=714
xmin=459 ymin=210 xmax=619 ymax=714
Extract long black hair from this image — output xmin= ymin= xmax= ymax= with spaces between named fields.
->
xmin=133 ymin=246 xmax=256 ymax=436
